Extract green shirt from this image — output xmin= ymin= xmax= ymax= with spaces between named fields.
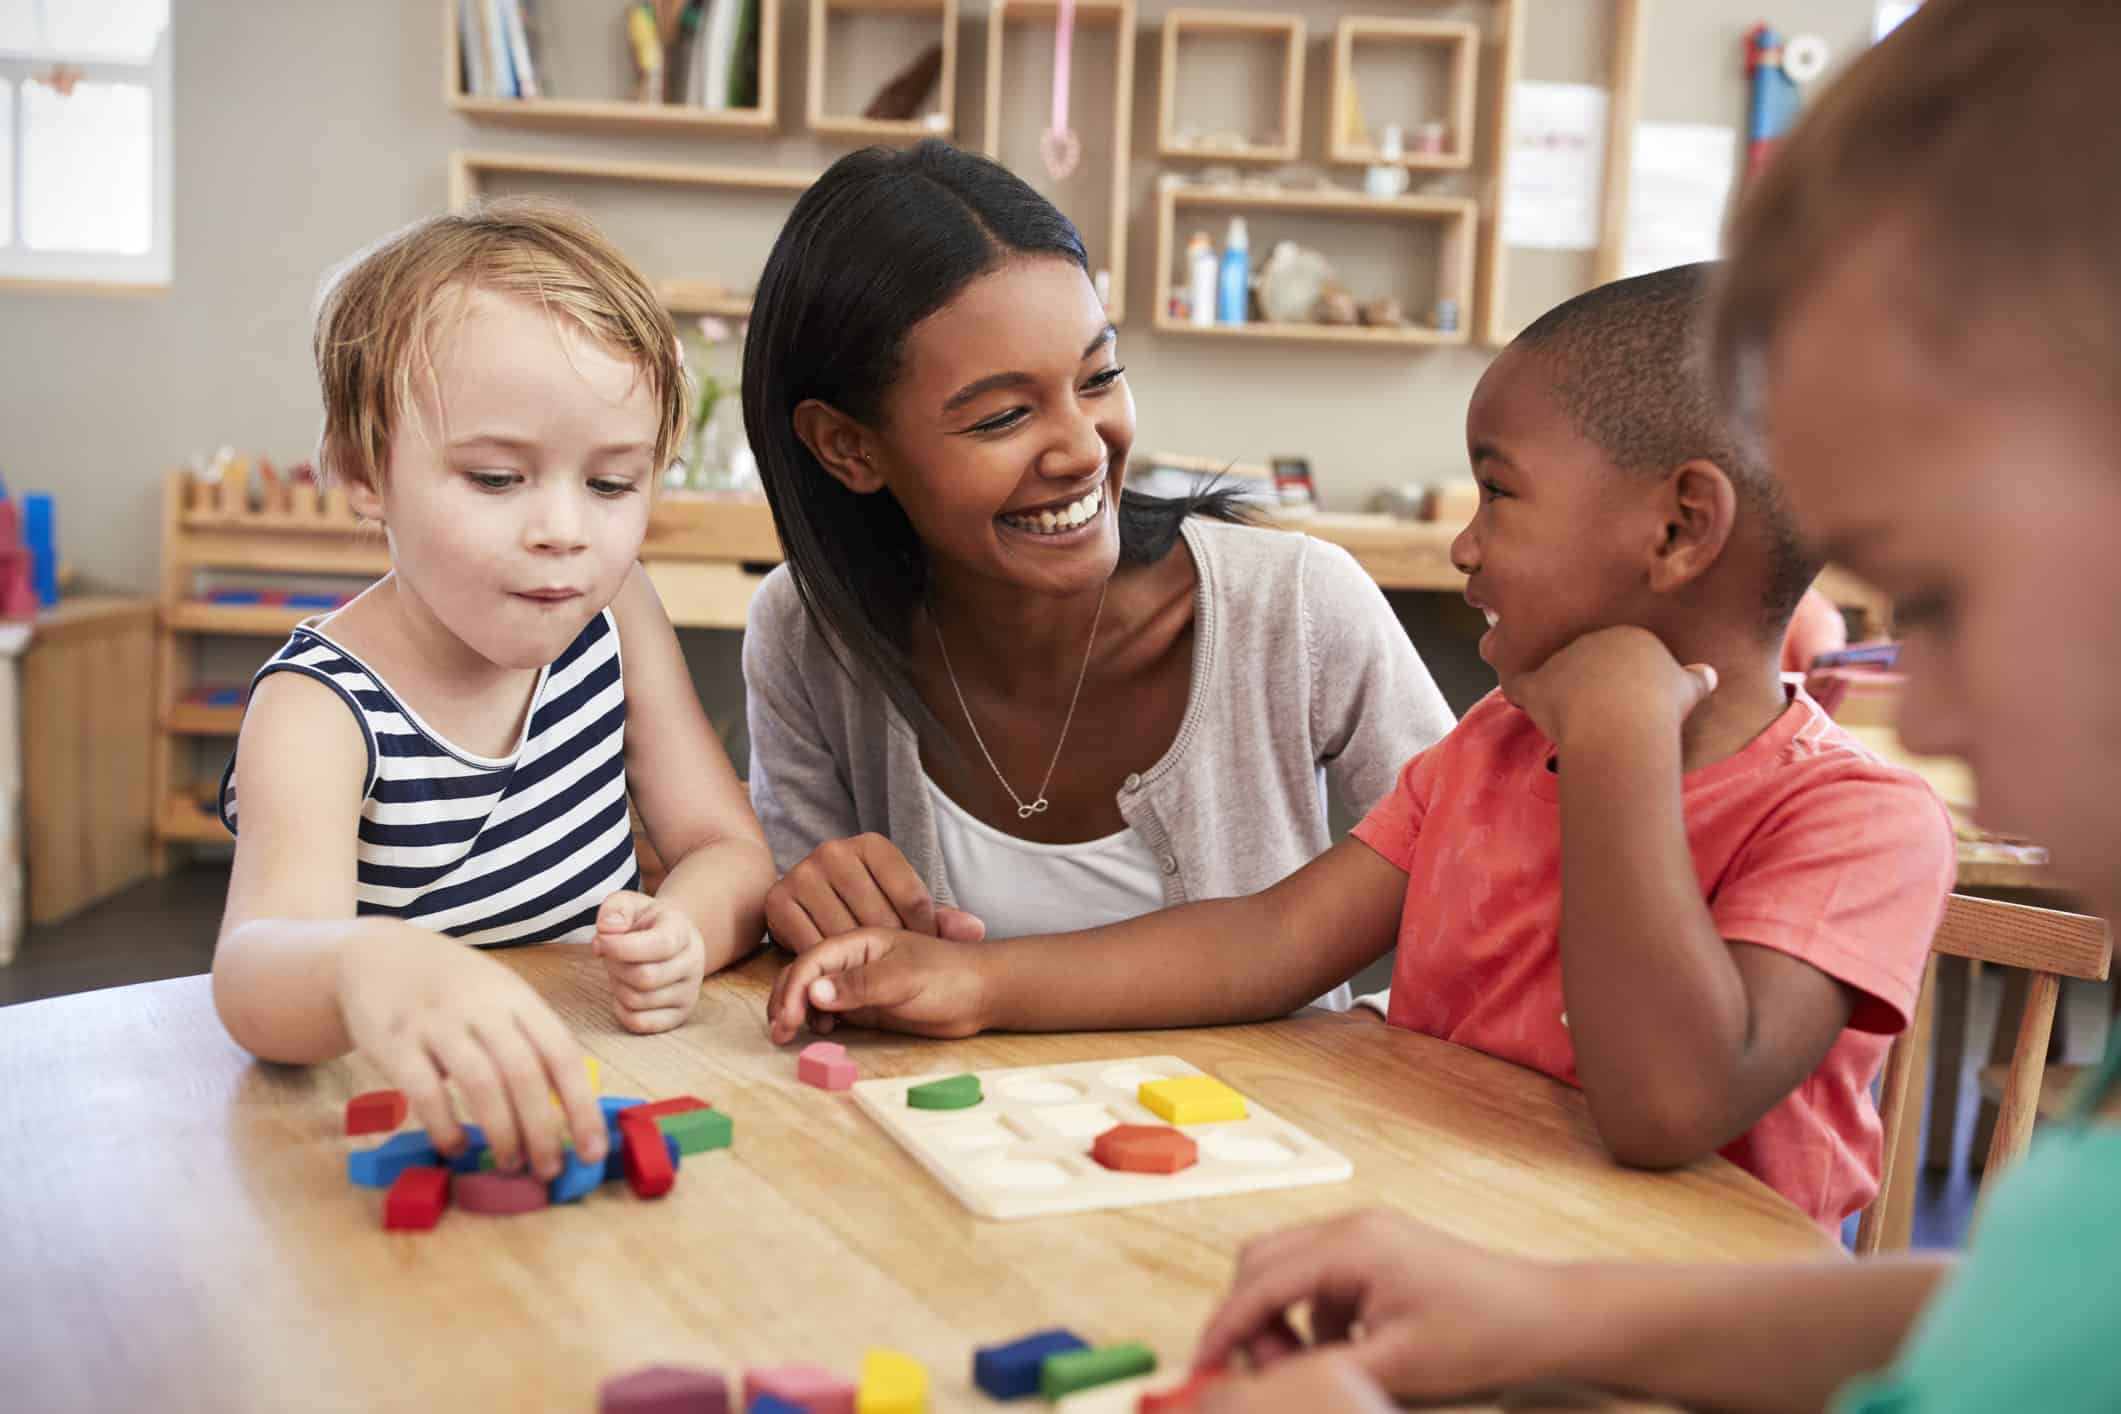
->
xmin=1834 ymin=1031 xmax=2121 ymax=1413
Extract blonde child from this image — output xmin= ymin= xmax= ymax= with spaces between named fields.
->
xmin=768 ymin=262 xmax=1957 ymax=1231
xmin=214 ymin=202 xmax=774 ymax=1181
xmin=1195 ymin=3 xmax=2121 ymax=1409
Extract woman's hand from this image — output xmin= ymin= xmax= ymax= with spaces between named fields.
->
xmin=764 ymin=833 xmax=986 ymax=953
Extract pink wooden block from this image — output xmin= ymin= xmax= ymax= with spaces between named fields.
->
xmin=797 ymin=1041 xmax=857 ymax=1091
xmin=454 ymin=1171 xmax=550 ymax=1216
xmin=598 ymin=1366 xmax=727 ymax=1414
xmin=744 ymin=1364 xmax=856 ymax=1414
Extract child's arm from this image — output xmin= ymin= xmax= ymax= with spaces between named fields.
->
xmin=765 ymin=837 xmax=1407 ymax=1042
xmin=605 ymin=566 xmax=775 ymax=1023
xmin=1193 ymin=1209 xmax=1949 ymax=1414
xmin=1516 ymin=627 xmax=1860 ymax=1168
xmin=214 ymin=672 xmax=609 ymax=1178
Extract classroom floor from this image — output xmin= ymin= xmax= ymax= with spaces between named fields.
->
xmin=5 ymin=864 xmax=2109 ymax=1253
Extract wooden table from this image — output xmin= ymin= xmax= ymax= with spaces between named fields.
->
xmin=0 ymin=950 xmax=1836 ymax=1411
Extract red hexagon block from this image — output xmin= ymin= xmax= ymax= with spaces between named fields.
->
xmin=1091 ymin=1124 xmax=1198 ymax=1175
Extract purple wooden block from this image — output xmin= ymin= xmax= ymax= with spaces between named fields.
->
xmin=598 ymin=1365 xmax=728 ymax=1414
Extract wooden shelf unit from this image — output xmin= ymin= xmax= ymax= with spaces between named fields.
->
xmin=449 ymin=152 xmax=818 ymax=323
xmin=1151 ymin=180 xmax=1478 ymax=348
xmin=150 ymin=468 xmax=391 ymax=869
xmin=440 ymin=0 xmax=781 ymax=135
xmin=983 ymin=0 xmax=1137 ymax=323
xmin=1329 ymin=17 xmax=1481 ymax=171
xmin=1157 ymin=9 xmax=1306 ymax=165
xmin=807 ymin=0 xmax=959 ymax=143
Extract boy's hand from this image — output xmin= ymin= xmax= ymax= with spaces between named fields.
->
xmin=765 ymin=833 xmax=987 ymax=953
xmin=1509 ymin=625 xmax=1718 ymax=746
xmin=593 ymin=890 xmax=707 ymax=1034
xmin=1194 ymin=1211 xmax=1562 ymax=1403
xmin=765 ymin=928 xmax=992 ymax=1044
xmin=337 ymin=931 xmax=607 ymax=1181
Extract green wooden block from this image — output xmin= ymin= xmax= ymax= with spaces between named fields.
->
xmin=659 ymin=1107 xmax=732 ymax=1155
xmin=1040 ymin=1343 xmax=1156 ymax=1400
xmin=906 ymin=1073 xmax=982 ymax=1111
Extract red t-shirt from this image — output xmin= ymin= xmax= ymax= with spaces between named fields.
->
xmin=1352 ymin=689 xmax=1956 ymax=1228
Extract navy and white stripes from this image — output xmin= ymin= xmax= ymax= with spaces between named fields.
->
xmin=220 ymin=610 xmax=639 ymax=947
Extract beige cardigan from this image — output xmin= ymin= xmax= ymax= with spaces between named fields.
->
xmin=744 ymin=516 xmax=1455 ymax=920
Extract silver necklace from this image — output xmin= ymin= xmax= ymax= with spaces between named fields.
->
xmin=931 ymin=582 xmax=1109 ymax=820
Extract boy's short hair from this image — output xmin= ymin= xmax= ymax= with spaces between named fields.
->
xmin=1512 ymin=262 xmax=1820 ymax=627
xmin=313 ymin=198 xmax=685 ymax=494
xmin=1714 ymin=0 xmax=2121 ymax=440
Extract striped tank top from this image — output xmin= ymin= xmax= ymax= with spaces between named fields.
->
xmin=218 ymin=610 xmax=640 ymax=947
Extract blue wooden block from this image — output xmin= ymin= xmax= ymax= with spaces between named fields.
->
xmin=550 ymin=1144 xmax=606 ymax=1204
xmin=347 ymin=1130 xmax=440 ymax=1189
xmin=446 ymin=1125 xmax=489 ymax=1174
xmin=749 ymin=1397 xmax=805 ymax=1414
xmin=974 ymin=1328 xmax=1090 ymax=1401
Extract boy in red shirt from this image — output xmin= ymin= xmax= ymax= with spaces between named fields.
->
xmin=765 ymin=263 xmax=1956 ymax=1229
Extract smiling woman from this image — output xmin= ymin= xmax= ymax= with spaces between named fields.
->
xmin=740 ymin=141 xmax=1454 ymax=997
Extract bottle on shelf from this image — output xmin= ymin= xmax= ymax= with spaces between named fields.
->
xmin=1216 ymin=217 xmax=1251 ymax=325
xmin=1186 ymin=232 xmax=1218 ymax=328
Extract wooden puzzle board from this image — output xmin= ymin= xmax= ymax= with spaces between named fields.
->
xmin=851 ymin=1055 xmax=1353 ymax=1220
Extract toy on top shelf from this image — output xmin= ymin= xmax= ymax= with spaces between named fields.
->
xmin=1328 ymin=18 xmax=1480 ymax=171
xmin=807 ymin=0 xmax=958 ymax=144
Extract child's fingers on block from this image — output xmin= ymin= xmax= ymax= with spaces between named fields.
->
xmin=429 ymin=1031 xmax=523 ymax=1171
xmin=515 ymin=1009 xmax=605 ymax=1163
xmin=381 ymin=1048 xmax=464 ymax=1157
xmin=472 ymin=1017 xmax=571 ymax=1180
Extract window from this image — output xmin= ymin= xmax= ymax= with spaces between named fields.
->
xmin=0 ymin=0 xmax=171 ymax=289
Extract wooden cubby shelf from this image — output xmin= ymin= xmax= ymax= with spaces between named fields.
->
xmin=1158 ymin=9 xmax=1305 ymax=165
xmin=807 ymin=0 xmax=959 ymax=143
xmin=984 ymin=0 xmax=1137 ymax=323
xmin=1330 ymin=17 xmax=1480 ymax=171
xmin=165 ymin=704 xmax=244 ymax=738
xmin=1152 ymin=180 xmax=1477 ymax=348
xmin=441 ymin=0 xmax=782 ymax=135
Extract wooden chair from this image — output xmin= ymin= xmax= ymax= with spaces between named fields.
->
xmin=1856 ymin=893 xmax=2111 ymax=1254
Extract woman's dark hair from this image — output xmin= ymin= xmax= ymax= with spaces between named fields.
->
xmin=742 ymin=139 xmax=1248 ymax=733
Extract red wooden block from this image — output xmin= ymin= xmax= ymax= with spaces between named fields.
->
xmin=598 ymin=1364 xmax=728 ymax=1414
xmin=345 ymin=1089 xmax=408 ymax=1135
xmin=454 ymin=1171 xmax=550 ymax=1216
xmin=629 ymin=1096 xmax=711 ymax=1122
xmin=1138 ymin=1368 xmax=1227 ymax=1411
xmin=797 ymin=1041 xmax=857 ymax=1091
xmin=383 ymin=1166 xmax=451 ymax=1230
xmin=1091 ymin=1124 xmax=1199 ymax=1175
xmin=744 ymin=1364 xmax=856 ymax=1414
xmin=618 ymin=1112 xmax=676 ymax=1198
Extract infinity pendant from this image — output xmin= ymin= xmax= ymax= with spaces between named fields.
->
xmin=1018 ymin=799 xmax=1051 ymax=818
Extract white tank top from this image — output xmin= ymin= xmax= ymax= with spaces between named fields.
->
xmin=924 ymin=776 xmax=1166 ymax=940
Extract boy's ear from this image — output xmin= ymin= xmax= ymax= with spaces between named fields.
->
xmin=343 ymin=471 xmax=384 ymax=524
xmin=1648 ymin=458 xmax=1738 ymax=593
xmin=792 ymin=399 xmax=886 ymax=494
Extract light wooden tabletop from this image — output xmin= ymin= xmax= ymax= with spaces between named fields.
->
xmin=0 ymin=949 xmax=1837 ymax=1412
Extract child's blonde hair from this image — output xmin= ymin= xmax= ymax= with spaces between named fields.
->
xmin=1713 ymin=0 xmax=2121 ymax=424
xmin=313 ymin=198 xmax=685 ymax=494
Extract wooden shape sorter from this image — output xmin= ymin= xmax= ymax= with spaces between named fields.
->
xmin=850 ymin=1056 xmax=1352 ymax=1219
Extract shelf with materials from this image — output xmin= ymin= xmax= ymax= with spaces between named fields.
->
xmin=1152 ymin=180 xmax=1478 ymax=348
xmin=1328 ymin=17 xmax=1481 ymax=171
xmin=983 ymin=0 xmax=1137 ymax=323
xmin=807 ymin=0 xmax=959 ymax=143
xmin=1157 ymin=9 xmax=1306 ymax=165
xmin=440 ymin=0 xmax=782 ymax=135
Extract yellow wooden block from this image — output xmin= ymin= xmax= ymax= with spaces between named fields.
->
xmin=551 ymin=1055 xmax=601 ymax=1108
xmin=1139 ymin=1076 xmax=1248 ymax=1126
xmin=857 ymin=1348 xmax=927 ymax=1414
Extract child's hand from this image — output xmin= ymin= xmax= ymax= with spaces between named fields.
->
xmin=1193 ymin=1211 xmax=1561 ymax=1404
xmin=593 ymin=890 xmax=707 ymax=1034
xmin=1508 ymin=625 xmax=1718 ymax=746
xmin=337 ymin=930 xmax=607 ymax=1181
xmin=764 ymin=833 xmax=987 ymax=953
xmin=764 ymin=928 xmax=992 ymax=1044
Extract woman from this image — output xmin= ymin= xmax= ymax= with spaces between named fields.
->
xmin=739 ymin=142 xmax=1452 ymax=1008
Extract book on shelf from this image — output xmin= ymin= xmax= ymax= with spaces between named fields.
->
xmin=459 ymin=0 xmax=541 ymax=99
xmin=503 ymin=0 xmax=540 ymax=99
